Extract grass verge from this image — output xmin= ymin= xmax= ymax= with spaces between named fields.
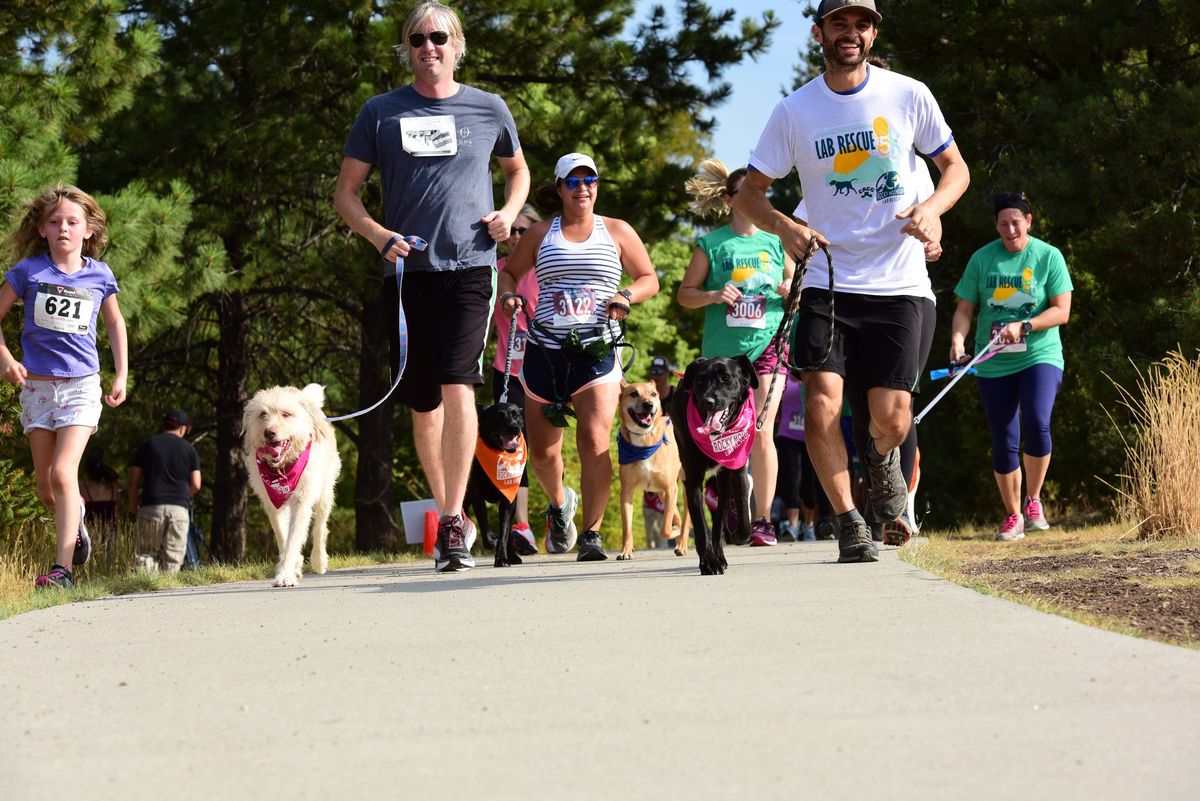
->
xmin=902 ymin=521 xmax=1200 ymax=649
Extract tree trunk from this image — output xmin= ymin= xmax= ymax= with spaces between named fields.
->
xmin=354 ymin=274 xmax=398 ymax=551
xmin=210 ymin=291 xmax=250 ymax=561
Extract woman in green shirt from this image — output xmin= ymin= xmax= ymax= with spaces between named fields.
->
xmin=949 ymin=192 xmax=1073 ymax=542
xmin=679 ymin=160 xmax=796 ymax=547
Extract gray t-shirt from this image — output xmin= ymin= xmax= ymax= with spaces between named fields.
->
xmin=344 ymin=84 xmax=520 ymax=273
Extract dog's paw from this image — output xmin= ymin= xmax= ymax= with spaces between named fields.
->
xmin=617 ymin=548 xmax=634 ymax=561
xmin=674 ymin=547 xmax=686 ymax=557
xmin=272 ymin=572 xmax=299 ymax=588
xmin=310 ymin=551 xmax=328 ymax=575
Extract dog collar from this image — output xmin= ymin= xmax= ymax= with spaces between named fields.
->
xmin=255 ymin=439 xmax=312 ymax=509
xmin=474 ymin=433 xmax=527 ymax=502
xmin=617 ymin=420 xmax=671 ymax=465
xmin=685 ymin=393 xmax=756 ymax=469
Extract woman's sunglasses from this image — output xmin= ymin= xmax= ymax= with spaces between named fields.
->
xmin=510 ymin=226 xmax=528 ymax=236
xmin=408 ymin=31 xmax=450 ymax=48
xmin=561 ymin=176 xmax=600 ymax=190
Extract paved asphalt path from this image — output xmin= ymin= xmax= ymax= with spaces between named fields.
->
xmin=3 ymin=540 xmax=1199 ymax=800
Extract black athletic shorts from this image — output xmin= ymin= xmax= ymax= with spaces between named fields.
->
xmin=791 ymin=288 xmax=925 ymax=392
xmin=386 ymin=265 xmax=496 ymax=413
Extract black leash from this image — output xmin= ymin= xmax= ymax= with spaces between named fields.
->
xmin=755 ymin=237 xmax=834 ymax=430
xmin=497 ymin=293 xmax=525 ymax=405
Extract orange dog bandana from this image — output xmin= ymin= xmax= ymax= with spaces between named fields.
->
xmin=473 ymin=433 xmax=527 ymax=502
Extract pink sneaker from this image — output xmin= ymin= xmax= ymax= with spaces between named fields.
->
xmin=749 ymin=517 xmax=778 ymax=547
xmin=995 ymin=513 xmax=1025 ymax=542
xmin=1024 ymin=497 xmax=1050 ymax=531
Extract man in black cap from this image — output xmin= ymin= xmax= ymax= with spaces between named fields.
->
xmin=734 ymin=0 xmax=969 ymax=563
xmin=128 ymin=410 xmax=202 ymax=572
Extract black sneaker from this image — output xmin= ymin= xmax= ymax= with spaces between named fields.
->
xmin=35 ymin=564 xmax=75 ymax=589
xmin=864 ymin=438 xmax=908 ymax=523
xmin=814 ymin=517 xmax=837 ymax=540
xmin=837 ymin=519 xmax=879 ymax=563
xmin=433 ymin=514 xmax=476 ymax=573
xmin=576 ymin=530 xmax=608 ymax=562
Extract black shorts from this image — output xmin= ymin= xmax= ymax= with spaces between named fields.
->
xmin=519 ymin=341 xmax=621 ymax=405
xmin=386 ymin=265 xmax=495 ymax=413
xmin=791 ymin=289 xmax=924 ymax=392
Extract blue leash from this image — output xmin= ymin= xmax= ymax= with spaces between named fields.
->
xmin=324 ymin=235 xmax=427 ymax=423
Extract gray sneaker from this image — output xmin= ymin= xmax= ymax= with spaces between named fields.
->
xmin=576 ymin=529 xmax=608 ymax=561
xmin=544 ymin=487 xmax=579 ymax=554
xmin=837 ymin=519 xmax=879 ymax=563
xmin=882 ymin=510 xmax=915 ymax=546
xmin=864 ymin=438 xmax=908 ymax=523
xmin=433 ymin=514 xmax=476 ymax=572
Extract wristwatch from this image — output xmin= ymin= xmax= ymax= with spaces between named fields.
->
xmin=1021 ymin=320 xmax=1033 ymax=337
xmin=618 ymin=288 xmax=633 ymax=302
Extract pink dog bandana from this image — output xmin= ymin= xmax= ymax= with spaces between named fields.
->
xmin=256 ymin=440 xmax=312 ymax=509
xmin=685 ymin=393 xmax=756 ymax=470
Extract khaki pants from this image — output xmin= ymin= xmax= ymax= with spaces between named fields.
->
xmin=135 ymin=504 xmax=189 ymax=573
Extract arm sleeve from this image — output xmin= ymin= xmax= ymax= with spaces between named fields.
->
xmin=343 ymin=102 xmax=379 ymax=164
xmin=491 ymin=96 xmax=520 ymax=158
xmin=912 ymin=82 xmax=954 ymax=158
xmin=953 ymin=251 xmax=982 ymax=304
xmin=748 ymin=101 xmax=798 ymax=181
xmin=1044 ymin=246 xmax=1074 ymax=296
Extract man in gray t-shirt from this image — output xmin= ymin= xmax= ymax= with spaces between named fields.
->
xmin=334 ymin=1 xmax=529 ymax=574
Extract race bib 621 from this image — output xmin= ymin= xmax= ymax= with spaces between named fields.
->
xmin=34 ymin=283 xmax=93 ymax=334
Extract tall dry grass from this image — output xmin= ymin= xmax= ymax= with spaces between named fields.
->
xmin=1110 ymin=350 xmax=1200 ymax=542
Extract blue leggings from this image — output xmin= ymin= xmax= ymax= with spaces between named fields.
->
xmin=976 ymin=364 xmax=1063 ymax=474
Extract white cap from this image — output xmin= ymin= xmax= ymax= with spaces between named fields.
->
xmin=554 ymin=152 xmax=598 ymax=180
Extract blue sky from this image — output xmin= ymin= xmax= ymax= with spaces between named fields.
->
xmin=631 ymin=0 xmax=816 ymax=169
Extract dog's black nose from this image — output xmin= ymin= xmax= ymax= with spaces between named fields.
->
xmin=265 ymin=430 xmax=277 ymax=441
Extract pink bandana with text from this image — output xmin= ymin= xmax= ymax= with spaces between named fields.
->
xmin=256 ymin=440 xmax=312 ymax=509
xmin=685 ymin=393 xmax=756 ymax=469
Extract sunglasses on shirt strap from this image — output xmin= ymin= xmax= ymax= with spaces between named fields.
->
xmin=407 ymin=31 xmax=450 ymax=48
xmin=561 ymin=176 xmax=600 ymax=190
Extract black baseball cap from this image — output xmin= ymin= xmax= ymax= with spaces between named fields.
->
xmin=816 ymin=0 xmax=882 ymax=24
xmin=164 ymin=410 xmax=190 ymax=426
xmin=649 ymin=356 xmax=671 ymax=375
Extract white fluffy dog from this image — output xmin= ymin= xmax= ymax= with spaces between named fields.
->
xmin=242 ymin=384 xmax=341 ymax=588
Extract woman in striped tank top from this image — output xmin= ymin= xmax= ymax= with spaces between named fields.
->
xmin=498 ymin=153 xmax=659 ymax=562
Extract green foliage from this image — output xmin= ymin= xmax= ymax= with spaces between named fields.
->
xmin=0 ymin=385 xmax=41 ymax=539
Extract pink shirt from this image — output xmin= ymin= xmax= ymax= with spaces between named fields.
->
xmin=492 ymin=258 xmax=539 ymax=375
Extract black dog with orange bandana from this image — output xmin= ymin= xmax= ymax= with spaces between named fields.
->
xmin=466 ymin=401 xmax=529 ymax=567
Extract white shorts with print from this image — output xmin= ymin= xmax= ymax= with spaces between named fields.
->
xmin=20 ymin=374 xmax=103 ymax=433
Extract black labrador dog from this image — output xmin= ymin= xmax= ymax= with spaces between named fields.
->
xmin=669 ymin=355 xmax=759 ymax=575
xmin=465 ymin=401 xmax=528 ymax=567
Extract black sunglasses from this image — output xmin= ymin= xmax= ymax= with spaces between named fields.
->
xmin=407 ymin=31 xmax=450 ymax=48
xmin=510 ymin=225 xmax=528 ymax=236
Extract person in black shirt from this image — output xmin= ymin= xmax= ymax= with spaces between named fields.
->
xmin=128 ymin=409 xmax=201 ymax=572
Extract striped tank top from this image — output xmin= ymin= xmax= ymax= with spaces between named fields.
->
xmin=531 ymin=215 xmax=623 ymax=349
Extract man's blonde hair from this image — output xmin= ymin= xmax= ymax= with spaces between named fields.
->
xmin=397 ymin=2 xmax=466 ymax=69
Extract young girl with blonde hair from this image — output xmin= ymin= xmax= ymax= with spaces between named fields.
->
xmin=1 ymin=183 xmax=128 ymax=588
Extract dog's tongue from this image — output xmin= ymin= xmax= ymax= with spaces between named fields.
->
xmin=633 ymin=411 xmax=654 ymax=428
xmin=501 ymin=435 xmax=520 ymax=453
xmin=257 ymin=441 xmax=288 ymax=461
xmin=699 ymin=409 xmax=725 ymax=434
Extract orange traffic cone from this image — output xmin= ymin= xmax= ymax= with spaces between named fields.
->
xmin=422 ymin=509 xmax=438 ymax=556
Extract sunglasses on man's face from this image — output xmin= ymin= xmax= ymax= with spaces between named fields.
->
xmin=408 ymin=31 xmax=450 ymax=48
xmin=562 ymin=176 xmax=600 ymax=191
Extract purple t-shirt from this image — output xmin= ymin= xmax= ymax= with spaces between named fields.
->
xmin=4 ymin=254 xmax=120 ymax=377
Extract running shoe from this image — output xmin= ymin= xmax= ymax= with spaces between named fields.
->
xmin=1024 ymin=497 xmax=1050 ymax=531
xmin=995 ymin=513 xmax=1025 ymax=542
xmin=814 ymin=517 xmax=837 ymax=540
xmin=749 ymin=517 xmax=778 ymax=547
xmin=73 ymin=496 xmax=91 ymax=566
xmin=837 ymin=519 xmax=879 ymax=563
xmin=864 ymin=438 xmax=908 ymax=523
xmin=576 ymin=529 xmax=608 ymax=562
xmin=35 ymin=565 xmax=75 ymax=589
xmin=776 ymin=520 xmax=799 ymax=543
xmin=799 ymin=521 xmax=817 ymax=542
xmin=545 ymin=487 xmax=579 ymax=554
xmin=882 ymin=511 xmax=915 ymax=546
xmin=433 ymin=514 xmax=476 ymax=572
xmin=509 ymin=521 xmax=538 ymax=556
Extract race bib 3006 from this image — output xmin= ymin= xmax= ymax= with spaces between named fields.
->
xmin=726 ymin=295 xmax=766 ymax=329
xmin=34 ymin=283 xmax=93 ymax=334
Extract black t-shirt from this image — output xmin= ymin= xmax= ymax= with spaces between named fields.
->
xmin=133 ymin=433 xmax=201 ymax=507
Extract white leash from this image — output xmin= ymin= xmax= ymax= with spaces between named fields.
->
xmin=913 ymin=330 xmax=1004 ymax=425
xmin=324 ymin=235 xmax=427 ymax=423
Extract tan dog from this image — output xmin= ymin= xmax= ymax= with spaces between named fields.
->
xmin=616 ymin=379 xmax=688 ymax=560
xmin=242 ymin=384 xmax=341 ymax=588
